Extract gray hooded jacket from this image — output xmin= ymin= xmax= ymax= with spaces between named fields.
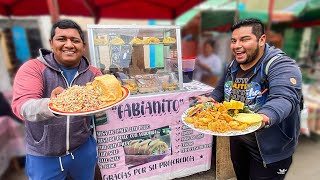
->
xmin=12 ymin=49 xmax=102 ymax=156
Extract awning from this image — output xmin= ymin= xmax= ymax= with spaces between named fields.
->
xmin=176 ymin=0 xmax=295 ymax=33
xmin=281 ymin=0 xmax=320 ymax=28
xmin=0 ymin=0 xmax=205 ymax=23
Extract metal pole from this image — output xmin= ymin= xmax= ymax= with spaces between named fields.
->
xmin=267 ymin=0 xmax=275 ymax=32
xmin=198 ymin=11 xmax=202 ymax=54
xmin=234 ymin=0 xmax=239 ymax=23
xmin=47 ymin=0 xmax=60 ymax=23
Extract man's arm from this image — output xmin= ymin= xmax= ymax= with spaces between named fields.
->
xmin=12 ymin=60 xmax=56 ymax=121
xmin=257 ymin=57 xmax=302 ymax=126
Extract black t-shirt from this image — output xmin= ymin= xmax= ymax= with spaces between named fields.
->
xmin=231 ymin=65 xmax=263 ymax=162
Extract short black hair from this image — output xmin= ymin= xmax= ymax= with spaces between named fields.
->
xmin=204 ymin=39 xmax=215 ymax=48
xmin=230 ymin=18 xmax=265 ymax=38
xmin=50 ymin=19 xmax=85 ymax=43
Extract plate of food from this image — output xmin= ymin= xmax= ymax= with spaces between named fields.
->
xmin=181 ymin=100 xmax=263 ymax=136
xmin=48 ymin=75 xmax=130 ymax=116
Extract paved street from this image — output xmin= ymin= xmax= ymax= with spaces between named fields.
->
xmin=179 ymin=135 xmax=320 ymax=180
xmin=2 ymin=136 xmax=320 ymax=180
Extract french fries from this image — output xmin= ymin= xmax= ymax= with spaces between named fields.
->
xmin=185 ymin=101 xmax=254 ymax=133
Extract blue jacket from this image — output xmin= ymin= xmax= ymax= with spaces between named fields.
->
xmin=211 ymin=44 xmax=302 ymax=164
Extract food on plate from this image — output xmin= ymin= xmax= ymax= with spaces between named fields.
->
xmin=187 ymin=104 xmax=204 ymax=116
xmin=223 ymin=99 xmax=244 ymax=110
xmin=233 ymin=113 xmax=263 ymax=125
xmin=209 ymin=120 xmax=232 ymax=132
xmin=129 ymin=37 xmax=144 ymax=44
xmin=49 ymin=85 xmax=108 ymax=112
xmin=228 ymin=121 xmax=248 ymax=130
xmin=49 ymin=74 xmax=123 ymax=112
xmin=124 ymin=139 xmax=169 ymax=155
xmin=163 ymin=37 xmax=176 ymax=44
xmin=184 ymin=100 xmax=260 ymax=133
xmin=90 ymin=74 xmax=123 ymax=102
xmin=110 ymin=37 xmax=125 ymax=45
xmin=144 ymin=37 xmax=160 ymax=44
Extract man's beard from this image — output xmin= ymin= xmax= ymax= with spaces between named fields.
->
xmin=238 ymin=44 xmax=259 ymax=65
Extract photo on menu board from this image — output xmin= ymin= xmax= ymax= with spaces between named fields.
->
xmin=122 ymin=126 xmax=171 ymax=168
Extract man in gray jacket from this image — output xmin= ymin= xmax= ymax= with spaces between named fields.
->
xmin=198 ymin=18 xmax=302 ymax=180
xmin=12 ymin=19 xmax=102 ymax=180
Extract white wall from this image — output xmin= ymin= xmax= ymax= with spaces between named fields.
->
xmin=0 ymin=43 xmax=12 ymax=92
xmin=37 ymin=16 xmax=52 ymax=49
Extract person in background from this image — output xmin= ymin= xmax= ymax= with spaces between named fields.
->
xmin=11 ymin=19 xmax=101 ymax=180
xmin=0 ymin=91 xmax=22 ymax=122
xmin=194 ymin=39 xmax=223 ymax=86
xmin=197 ymin=18 xmax=302 ymax=180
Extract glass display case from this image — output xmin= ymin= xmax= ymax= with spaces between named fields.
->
xmin=86 ymin=25 xmax=183 ymax=95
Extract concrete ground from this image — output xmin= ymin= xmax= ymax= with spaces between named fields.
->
xmin=180 ymin=135 xmax=320 ymax=180
xmin=2 ymin=135 xmax=319 ymax=180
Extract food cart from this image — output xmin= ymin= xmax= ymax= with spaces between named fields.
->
xmin=86 ymin=25 xmax=216 ymax=179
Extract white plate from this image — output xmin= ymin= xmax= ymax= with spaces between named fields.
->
xmin=48 ymin=86 xmax=130 ymax=116
xmin=181 ymin=107 xmax=262 ymax=136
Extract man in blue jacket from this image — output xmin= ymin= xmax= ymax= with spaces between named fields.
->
xmin=198 ymin=18 xmax=302 ymax=179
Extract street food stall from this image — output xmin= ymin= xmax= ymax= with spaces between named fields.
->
xmin=302 ymin=81 xmax=320 ymax=137
xmin=46 ymin=23 xmax=246 ymax=179
xmin=85 ymin=24 xmax=218 ymax=179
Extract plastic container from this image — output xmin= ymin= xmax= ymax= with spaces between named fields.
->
xmin=183 ymin=70 xmax=193 ymax=83
xmin=156 ymin=71 xmax=179 ymax=91
xmin=135 ymin=74 xmax=160 ymax=93
xmin=165 ymin=56 xmax=196 ymax=72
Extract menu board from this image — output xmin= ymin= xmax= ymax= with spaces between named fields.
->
xmin=95 ymin=83 xmax=213 ymax=179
